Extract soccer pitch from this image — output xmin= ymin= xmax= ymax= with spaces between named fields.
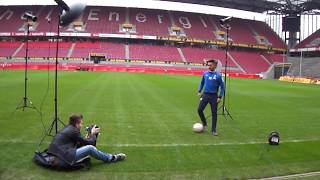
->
xmin=0 ymin=70 xmax=319 ymax=179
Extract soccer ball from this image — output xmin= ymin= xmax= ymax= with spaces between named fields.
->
xmin=193 ymin=123 xmax=204 ymax=133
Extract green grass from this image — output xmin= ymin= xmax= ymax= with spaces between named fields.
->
xmin=0 ymin=70 xmax=319 ymax=179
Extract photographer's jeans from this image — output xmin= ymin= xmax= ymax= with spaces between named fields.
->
xmin=75 ymin=145 xmax=113 ymax=162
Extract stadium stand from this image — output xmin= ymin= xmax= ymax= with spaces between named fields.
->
xmin=84 ymin=6 xmax=126 ymax=34
xmin=250 ymin=21 xmax=286 ymax=48
xmin=0 ymin=5 xmax=292 ymax=75
xmin=229 ymin=51 xmax=270 ymax=74
xmin=0 ymin=41 xmax=22 ymax=57
xmin=0 ymin=6 xmax=35 ymax=32
xmin=170 ymin=11 xmax=215 ymax=40
xmin=181 ymin=47 xmax=236 ymax=66
xmin=295 ymin=29 xmax=320 ymax=49
xmin=228 ymin=18 xmax=257 ymax=45
xmin=69 ymin=42 xmax=99 ymax=58
xmin=263 ymin=53 xmax=287 ymax=63
xmin=35 ymin=6 xmax=59 ymax=32
xmin=0 ymin=40 xmax=285 ymax=74
xmin=128 ymin=8 xmax=171 ymax=36
xmin=286 ymin=57 xmax=320 ymax=78
xmin=0 ymin=6 xmax=286 ymax=46
xmin=71 ymin=42 xmax=125 ymax=59
xmin=129 ymin=44 xmax=182 ymax=62
xmin=14 ymin=41 xmax=72 ymax=58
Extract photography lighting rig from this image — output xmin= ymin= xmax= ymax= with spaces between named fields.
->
xmin=45 ymin=0 xmax=86 ymax=136
xmin=218 ymin=16 xmax=234 ymax=121
xmin=14 ymin=12 xmax=39 ymax=113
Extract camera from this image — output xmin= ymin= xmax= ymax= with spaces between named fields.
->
xmin=85 ymin=125 xmax=99 ymax=133
xmin=85 ymin=125 xmax=100 ymax=138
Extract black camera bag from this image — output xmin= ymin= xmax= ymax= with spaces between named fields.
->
xmin=33 ymin=149 xmax=91 ymax=171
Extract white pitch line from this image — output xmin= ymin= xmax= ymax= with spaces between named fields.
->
xmin=0 ymin=138 xmax=319 ymax=147
xmin=105 ymin=138 xmax=320 ymax=147
xmin=251 ymin=171 xmax=320 ymax=180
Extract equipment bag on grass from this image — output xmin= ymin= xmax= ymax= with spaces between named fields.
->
xmin=33 ymin=149 xmax=91 ymax=171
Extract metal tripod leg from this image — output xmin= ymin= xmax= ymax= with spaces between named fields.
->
xmin=220 ymin=106 xmax=234 ymax=121
xmin=37 ymin=116 xmax=65 ymax=147
xmin=204 ymin=104 xmax=234 ymax=121
xmin=46 ymin=117 xmax=65 ymax=136
xmin=13 ymin=97 xmax=40 ymax=115
xmin=217 ymin=104 xmax=234 ymax=120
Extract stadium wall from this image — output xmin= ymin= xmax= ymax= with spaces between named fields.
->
xmin=0 ymin=61 xmax=260 ymax=79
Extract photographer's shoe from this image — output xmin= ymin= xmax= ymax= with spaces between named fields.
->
xmin=112 ymin=153 xmax=126 ymax=162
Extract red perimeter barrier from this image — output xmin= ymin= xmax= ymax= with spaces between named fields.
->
xmin=0 ymin=62 xmax=260 ymax=79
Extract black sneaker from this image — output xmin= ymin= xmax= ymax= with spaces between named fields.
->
xmin=112 ymin=153 xmax=126 ymax=162
xmin=203 ymin=125 xmax=208 ymax=131
xmin=212 ymin=131 xmax=218 ymax=136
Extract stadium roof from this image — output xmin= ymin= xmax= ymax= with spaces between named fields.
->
xmin=158 ymin=0 xmax=320 ymax=13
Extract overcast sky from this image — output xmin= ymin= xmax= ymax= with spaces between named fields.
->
xmin=0 ymin=0 xmax=266 ymax=21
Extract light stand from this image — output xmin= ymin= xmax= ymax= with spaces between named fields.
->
xmin=46 ymin=13 xmax=65 ymax=136
xmin=218 ymin=17 xmax=234 ymax=120
xmin=41 ymin=0 xmax=85 ymax=138
xmin=14 ymin=14 xmax=40 ymax=114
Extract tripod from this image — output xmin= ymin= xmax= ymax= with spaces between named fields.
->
xmin=14 ymin=22 xmax=40 ymax=114
xmin=38 ymin=11 xmax=65 ymax=149
xmin=46 ymin=13 xmax=65 ymax=137
xmin=37 ymin=1 xmax=86 ymax=148
xmin=218 ymin=24 xmax=234 ymax=121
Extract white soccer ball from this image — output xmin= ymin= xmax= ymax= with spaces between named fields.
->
xmin=193 ymin=123 xmax=204 ymax=133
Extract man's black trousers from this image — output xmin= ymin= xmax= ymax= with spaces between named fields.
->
xmin=197 ymin=93 xmax=218 ymax=133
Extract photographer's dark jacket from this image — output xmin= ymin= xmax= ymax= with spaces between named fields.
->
xmin=48 ymin=125 xmax=96 ymax=165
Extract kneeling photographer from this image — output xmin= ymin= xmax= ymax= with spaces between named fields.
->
xmin=47 ymin=114 xmax=126 ymax=167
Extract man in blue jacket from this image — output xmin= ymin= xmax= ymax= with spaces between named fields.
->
xmin=197 ymin=59 xmax=225 ymax=136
